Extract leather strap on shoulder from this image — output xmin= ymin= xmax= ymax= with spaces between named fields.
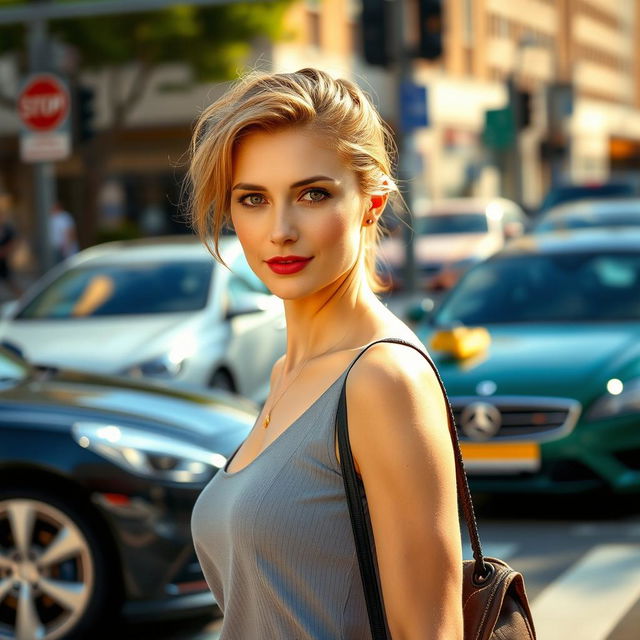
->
xmin=335 ymin=338 xmax=486 ymax=639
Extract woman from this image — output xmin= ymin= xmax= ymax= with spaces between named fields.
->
xmin=190 ymin=68 xmax=462 ymax=640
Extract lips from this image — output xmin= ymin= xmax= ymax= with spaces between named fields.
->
xmin=265 ymin=255 xmax=313 ymax=275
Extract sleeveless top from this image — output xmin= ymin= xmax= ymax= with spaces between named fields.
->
xmin=190 ymin=353 xmax=374 ymax=640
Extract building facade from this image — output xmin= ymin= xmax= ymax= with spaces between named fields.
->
xmin=2 ymin=0 xmax=640 ymax=262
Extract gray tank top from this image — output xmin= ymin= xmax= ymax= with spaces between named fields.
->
xmin=191 ymin=358 xmax=372 ymax=640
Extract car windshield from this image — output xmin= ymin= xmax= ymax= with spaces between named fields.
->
xmin=536 ymin=213 xmax=640 ymax=232
xmin=415 ymin=213 xmax=488 ymax=235
xmin=433 ymin=251 xmax=640 ymax=324
xmin=17 ymin=261 xmax=213 ymax=319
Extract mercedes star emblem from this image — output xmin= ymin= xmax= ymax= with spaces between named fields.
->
xmin=460 ymin=402 xmax=502 ymax=441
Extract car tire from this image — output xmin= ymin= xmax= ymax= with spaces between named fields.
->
xmin=0 ymin=485 xmax=122 ymax=640
xmin=208 ymin=368 xmax=236 ymax=393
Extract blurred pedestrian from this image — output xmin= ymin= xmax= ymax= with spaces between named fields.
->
xmin=0 ymin=193 xmax=23 ymax=298
xmin=50 ymin=200 xmax=78 ymax=263
xmin=189 ymin=68 xmax=463 ymax=640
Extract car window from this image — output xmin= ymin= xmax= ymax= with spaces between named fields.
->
xmin=415 ymin=213 xmax=488 ymax=235
xmin=17 ymin=261 xmax=213 ymax=319
xmin=434 ymin=252 xmax=640 ymax=324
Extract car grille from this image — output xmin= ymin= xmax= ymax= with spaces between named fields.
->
xmin=450 ymin=396 xmax=581 ymax=441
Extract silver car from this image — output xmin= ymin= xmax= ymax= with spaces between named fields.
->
xmin=0 ymin=236 xmax=285 ymax=403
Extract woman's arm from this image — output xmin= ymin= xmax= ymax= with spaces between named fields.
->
xmin=346 ymin=342 xmax=463 ymax=640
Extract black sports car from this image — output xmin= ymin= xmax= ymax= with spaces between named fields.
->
xmin=0 ymin=347 xmax=254 ymax=639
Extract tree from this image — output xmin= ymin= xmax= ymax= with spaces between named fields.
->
xmin=0 ymin=0 xmax=293 ymax=244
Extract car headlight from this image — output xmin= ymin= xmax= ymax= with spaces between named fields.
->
xmin=71 ymin=422 xmax=226 ymax=483
xmin=586 ymin=377 xmax=640 ymax=421
xmin=124 ymin=353 xmax=184 ymax=378
xmin=124 ymin=335 xmax=198 ymax=379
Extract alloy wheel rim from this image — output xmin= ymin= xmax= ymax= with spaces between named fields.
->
xmin=0 ymin=499 xmax=95 ymax=640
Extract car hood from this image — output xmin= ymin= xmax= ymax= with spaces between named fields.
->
xmin=0 ymin=313 xmax=204 ymax=372
xmin=2 ymin=368 xmax=255 ymax=455
xmin=380 ymin=233 xmax=500 ymax=266
xmin=421 ymin=324 xmax=640 ymax=402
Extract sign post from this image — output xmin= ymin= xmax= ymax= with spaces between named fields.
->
xmin=25 ymin=15 xmax=59 ymax=274
xmin=19 ymin=72 xmax=71 ymax=163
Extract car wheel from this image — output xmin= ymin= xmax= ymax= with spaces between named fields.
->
xmin=0 ymin=486 xmax=121 ymax=640
xmin=208 ymin=369 xmax=236 ymax=393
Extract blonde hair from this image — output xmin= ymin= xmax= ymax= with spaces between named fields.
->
xmin=186 ymin=67 xmax=398 ymax=292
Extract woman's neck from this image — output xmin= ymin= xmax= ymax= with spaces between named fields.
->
xmin=281 ymin=269 xmax=382 ymax=372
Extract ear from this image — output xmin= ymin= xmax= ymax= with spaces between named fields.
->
xmin=362 ymin=193 xmax=388 ymax=225
xmin=370 ymin=194 xmax=386 ymax=211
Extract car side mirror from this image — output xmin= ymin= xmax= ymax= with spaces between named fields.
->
xmin=405 ymin=297 xmax=436 ymax=324
xmin=225 ymin=295 xmax=265 ymax=320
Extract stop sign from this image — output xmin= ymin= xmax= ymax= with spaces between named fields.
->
xmin=18 ymin=73 xmax=70 ymax=132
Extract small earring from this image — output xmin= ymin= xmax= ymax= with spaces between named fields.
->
xmin=366 ymin=218 xmax=374 ymax=225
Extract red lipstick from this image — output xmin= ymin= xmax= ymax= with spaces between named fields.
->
xmin=265 ymin=255 xmax=313 ymax=275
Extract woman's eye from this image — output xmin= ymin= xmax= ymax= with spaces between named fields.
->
xmin=301 ymin=189 xmax=330 ymax=203
xmin=239 ymin=193 xmax=266 ymax=207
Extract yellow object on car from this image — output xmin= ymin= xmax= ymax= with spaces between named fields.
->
xmin=430 ymin=326 xmax=491 ymax=360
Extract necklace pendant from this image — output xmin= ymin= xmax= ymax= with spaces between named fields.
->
xmin=263 ymin=413 xmax=271 ymax=429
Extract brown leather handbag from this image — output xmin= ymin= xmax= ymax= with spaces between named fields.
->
xmin=335 ymin=338 xmax=536 ymax=640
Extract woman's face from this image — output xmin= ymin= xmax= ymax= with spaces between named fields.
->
xmin=230 ymin=127 xmax=371 ymax=300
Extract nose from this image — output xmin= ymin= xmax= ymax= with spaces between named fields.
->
xmin=269 ymin=204 xmax=298 ymax=246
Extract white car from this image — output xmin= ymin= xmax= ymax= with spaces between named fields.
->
xmin=380 ymin=198 xmax=528 ymax=291
xmin=0 ymin=236 xmax=285 ymax=403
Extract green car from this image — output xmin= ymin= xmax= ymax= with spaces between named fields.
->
xmin=415 ymin=228 xmax=640 ymax=495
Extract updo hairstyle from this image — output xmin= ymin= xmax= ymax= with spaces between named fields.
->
xmin=187 ymin=67 xmax=398 ymax=292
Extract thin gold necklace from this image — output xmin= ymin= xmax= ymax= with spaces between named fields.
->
xmin=262 ymin=359 xmax=308 ymax=428
xmin=262 ymin=336 xmax=350 ymax=429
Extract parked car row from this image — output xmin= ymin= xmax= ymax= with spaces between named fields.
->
xmin=3 ymin=186 xmax=640 ymax=639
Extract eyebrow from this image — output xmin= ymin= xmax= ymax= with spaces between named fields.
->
xmin=232 ymin=175 xmax=338 ymax=191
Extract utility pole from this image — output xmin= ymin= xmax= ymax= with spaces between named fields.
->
xmin=27 ymin=0 xmax=55 ymax=274
xmin=393 ymin=0 xmax=416 ymax=295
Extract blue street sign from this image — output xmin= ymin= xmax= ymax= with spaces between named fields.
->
xmin=400 ymin=83 xmax=429 ymax=132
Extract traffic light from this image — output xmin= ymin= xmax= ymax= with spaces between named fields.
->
xmin=418 ymin=0 xmax=443 ymax=60
xmin=75 ymin=85 xmax=95 ymax=143
xmin=517 ymin=90 xmax=532 ymax=129
xmin=361 ymin=0 xmax=391 ymax=67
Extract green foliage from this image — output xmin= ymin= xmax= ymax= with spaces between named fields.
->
xmin=0 ymin=0 xmax=293 ymax=81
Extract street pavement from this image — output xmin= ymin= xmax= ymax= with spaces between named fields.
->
xmin=120 ymin=495 xmax=640 ymax=640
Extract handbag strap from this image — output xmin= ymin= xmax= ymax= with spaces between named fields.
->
xmin=336 ymin=338 xmax=488 ymax=639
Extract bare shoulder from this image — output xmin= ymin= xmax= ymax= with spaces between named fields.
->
xmin=346 ymin=340 xmax=444 ymax=404
xmin=345 ymin=340 xmax=452 ymax=475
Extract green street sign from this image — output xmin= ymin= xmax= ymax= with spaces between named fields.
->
xmin=483 ymin=107 xmax=516 ymax=150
